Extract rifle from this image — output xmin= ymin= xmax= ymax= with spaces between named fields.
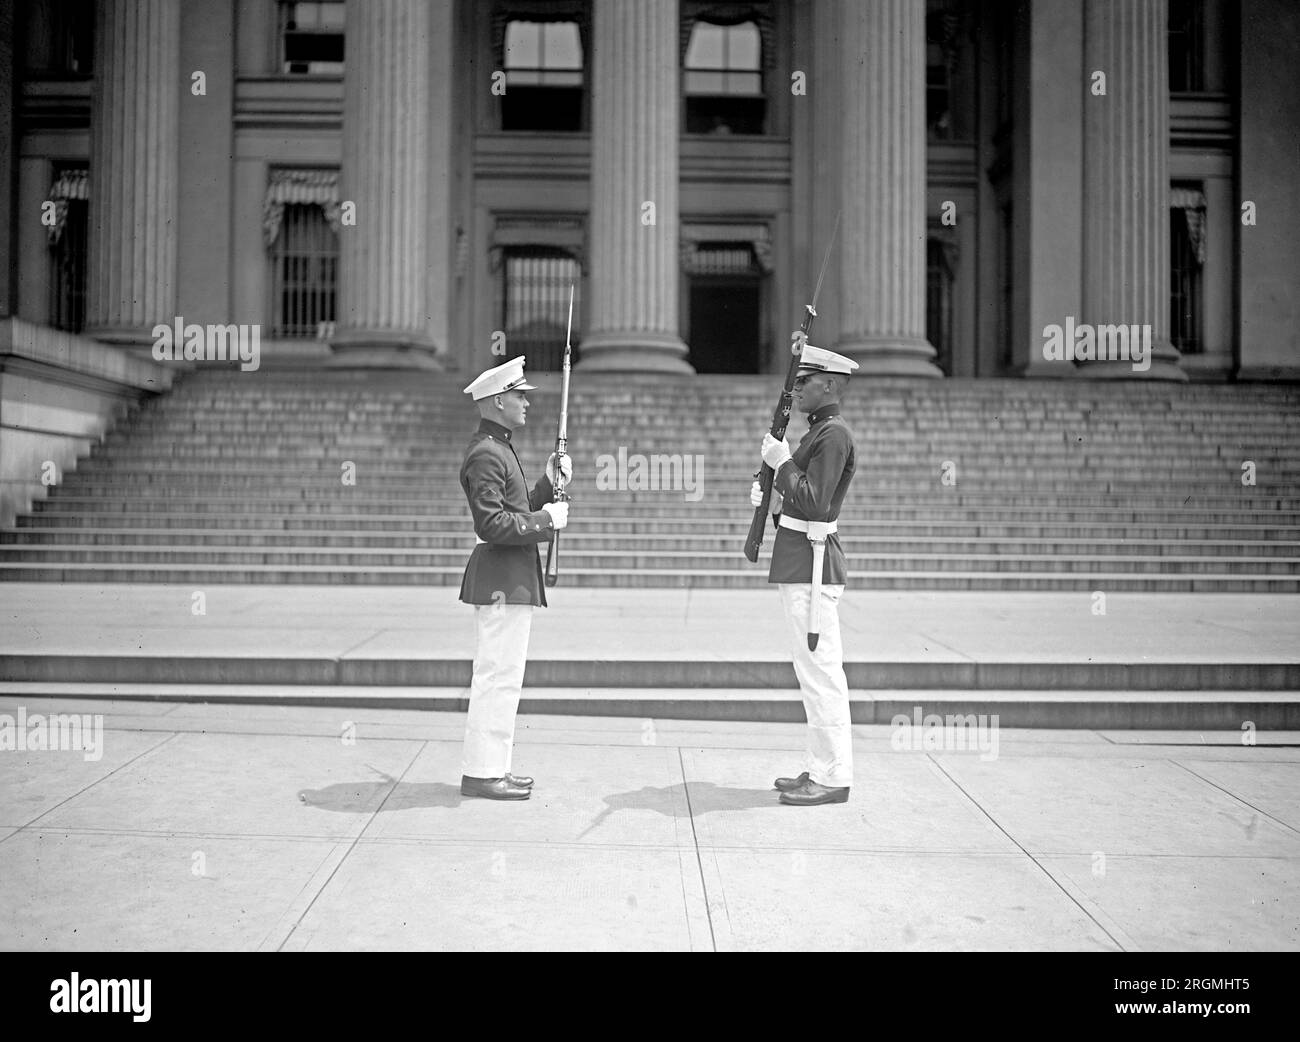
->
xmin=544 ymin=285 xmax=575 ymax=586
xmin=743 ymin=213 xmax=840 ymax=563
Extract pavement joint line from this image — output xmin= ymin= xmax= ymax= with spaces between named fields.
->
xmin=678 ymin=746 xmax=718 ymax=953
xmin=1167 ymin=758 xmax=1300 ymax=838
xmin=12 ymin=730 xmax=182 ymax=835
xmin=914 ymin=630 xmax=973 ymax=660
xmin=923 ymin=752 xmax=1131 ymax=952
xmin=274 ymin=739 xmax=428 ymax=952
xmin=334 ymin=629 xmax=394 ymax=660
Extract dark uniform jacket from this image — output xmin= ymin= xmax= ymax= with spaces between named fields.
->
xmin=768 ymin=403 xmax=857 ymax=585
xmin=459 ymin=418 xmax=558 ymax=607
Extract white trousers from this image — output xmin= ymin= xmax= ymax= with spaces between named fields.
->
xmin=778 ymin=582 xmax=853 ymax=788
xmin=462 ymin=603 xmax=534 ymax=778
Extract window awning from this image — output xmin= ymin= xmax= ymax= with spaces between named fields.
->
xmin=1171 ymin=187 xmax=1207 ymax=266
xmin=263 ymin=168 xmax=340 ymax=247
xmin=680 ymin=222 xmax=773 ymax=275
xmin=46 ymin=168 xmax=88 ymax=245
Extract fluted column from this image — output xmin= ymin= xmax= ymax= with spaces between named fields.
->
xmin=578 ymin=0 xmax=692 ymax=373
xmin=836 ymin=0 xmax=940 ymax=377
xmin=331 ymin=0 xmax=442 ymax=368
xmin=1081 ymin=0 xmax=1184 ymax=380
xmin=85 ymin=0 xmax=180 ymax=344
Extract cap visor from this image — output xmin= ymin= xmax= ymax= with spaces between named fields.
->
xmin=517 ymin=380 xmax=538 ymax=391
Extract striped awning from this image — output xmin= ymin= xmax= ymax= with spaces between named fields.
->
xmin=1170 ymin=187 xmax=1207 ymax=265
xmin=262 ymin=168 xmax=341 ymax=246
xmin=46 ymin=168 xmax=88 ymax=245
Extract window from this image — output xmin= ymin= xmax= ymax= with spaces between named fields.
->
xmin=926 ymin=3 xmax=954 ymax=139
xmin=271 ymin=204 xmax=337 ymax=338
xmin=47 ymin=166 xmax=88 ymax=334
xmin=22 ymin=0 xmax=93 ymax=75
xmin=998 ymin=201 xmax=1013 ymax=370
xmin=1168 ymin=0 xmax=1204 ymax=92
xmin=687 ymin=244 xmax=763 ymax=373
xmin=281 ymin=1 xmax=344 ymax=75
xmin=927 ymin=237 xmax=955 ymax=376
xmin=502 ymin=248 xmax=582 ymax=370
xmin=684 ymin=20 xmax=765 ymax=134
xmin=502 ymin=20 xmax=584 ymax=131
xmin=1170 ymin=187 xmax=1206 ymax=355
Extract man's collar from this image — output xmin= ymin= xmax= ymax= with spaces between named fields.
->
xmin=477 ymin=417 xmax=513 ymax=442
xmin=808 ymin=403 xmax=842 ymax=426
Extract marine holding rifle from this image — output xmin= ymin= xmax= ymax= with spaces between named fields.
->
xmin=751 ymin=343 xmax=859 ymax=806
xmin=457 ymin=355 xmax=572 ymax=801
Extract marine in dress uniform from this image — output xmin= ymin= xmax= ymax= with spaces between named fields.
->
xmin=458 ymin=356 xmax=571 ymax=801
xmin=752 ymin=344 xmax=859 ymax=806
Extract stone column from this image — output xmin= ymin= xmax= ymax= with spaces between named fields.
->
xmin=85 ymin=0 xmax=180 ymax=344
xmin=1081 ymin=0 xmax=1184 ymax=380
xmin=578 ymin=0 xmax=692 ymax=373
xmin=835 ymin=0 xmax=941 ymax=377
xmin=331 ymin=0 xmax=442 ymax=367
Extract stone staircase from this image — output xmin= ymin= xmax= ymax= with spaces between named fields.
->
xmin=2 ymin=369 xmax=1298 ymax=591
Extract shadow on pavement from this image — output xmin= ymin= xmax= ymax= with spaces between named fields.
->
xmin=579 ymin=781 xmax=778 ymax=839
xmin=298 ymin=772 xmax=464 ymax=812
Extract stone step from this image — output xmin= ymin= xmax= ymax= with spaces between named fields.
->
xmin=2 ymin=562 xmax=1297 ymax=591
xmin=1 ymin=681 xmax=1297 ymax=728
xmin=4 ymin=543 xmax=1297 ymax=575
xmin=1 ymin=652 xmax=1295 ymax=694
xmin=5 ymin=528 xmax=1297 ymax=556
xmin=17 ymin=511 xmax=1300 ymax=535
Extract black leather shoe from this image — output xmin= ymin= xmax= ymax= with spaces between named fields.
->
xmin=505 ymin=773 xmax=533 ymax=788
xmin=460 ymin=775 xmax=530 ymax=800
xmin=779 ymin=780 xmax=850 ymax=806
xmin=774 ymin=771 xmax=809 ymax=792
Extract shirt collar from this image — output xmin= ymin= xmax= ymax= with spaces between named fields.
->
xmin=808 ymin=403 xmax=842 ymax=426
xmin=477 ymin=417 xmax=513 ymax=443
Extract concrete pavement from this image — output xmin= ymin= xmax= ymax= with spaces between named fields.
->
xmin=0 ymin=696 xmax=1297 ymax=951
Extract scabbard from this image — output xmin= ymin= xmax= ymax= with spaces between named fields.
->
xmin=807 ymin=536 xmax=826 ymax=652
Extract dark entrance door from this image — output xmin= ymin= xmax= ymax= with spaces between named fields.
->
xmin=688 ymin=280 xmax=761 ymax=373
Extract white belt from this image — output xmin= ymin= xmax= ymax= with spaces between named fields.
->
xmin=778 ymin=516 xmax=837 ymax=538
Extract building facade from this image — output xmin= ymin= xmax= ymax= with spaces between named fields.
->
xmin=4 ymin=0 xmax=1298 ymax=382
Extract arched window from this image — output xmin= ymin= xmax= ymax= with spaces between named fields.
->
xmin=683 ymin=19 xmax=764 ymax=134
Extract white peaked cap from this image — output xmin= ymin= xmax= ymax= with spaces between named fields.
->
xmin=462 ymin=355 xmax=537 ymax=400
xmin=796 ymin=343 xmax=859 ymax=376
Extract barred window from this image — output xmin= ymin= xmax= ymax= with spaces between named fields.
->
xmin=271 ymin=204 xmax=337 ymax=338
xmin=502 ymin=20 xmax=584 ymax=131
xmin=47 ymin=166 xmax=88 ymax=334
xmin=501 ymin=248 xmax=582 ymax=371
xmin=281 ymin=1 xmax=344 ymax=75
xmin=1170 ymin=188 xmax=1205 ymax=355
xmin=684 ymin=19 xmax=765 ymax=134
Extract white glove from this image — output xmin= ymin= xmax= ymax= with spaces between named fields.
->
xmin=542 ymin=500 xmax=569 ymax=530
xmin=546 ymin=451 xmax=573 ymax=487
xmin=750 ymin=481 xmax=784 ymax=513
xmin=761 ymin=432 xmax=792 ymax=471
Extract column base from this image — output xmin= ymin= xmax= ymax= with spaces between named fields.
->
xmin=837 ymin=336 xmax=944 ymax=378
xmin=1076 ymin=344 xmax=1187 ymax=381
xmin=329 ymin=330 xmax=443 ymax=370
xmin=576 ymin=330 xmax=695 ymax=374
